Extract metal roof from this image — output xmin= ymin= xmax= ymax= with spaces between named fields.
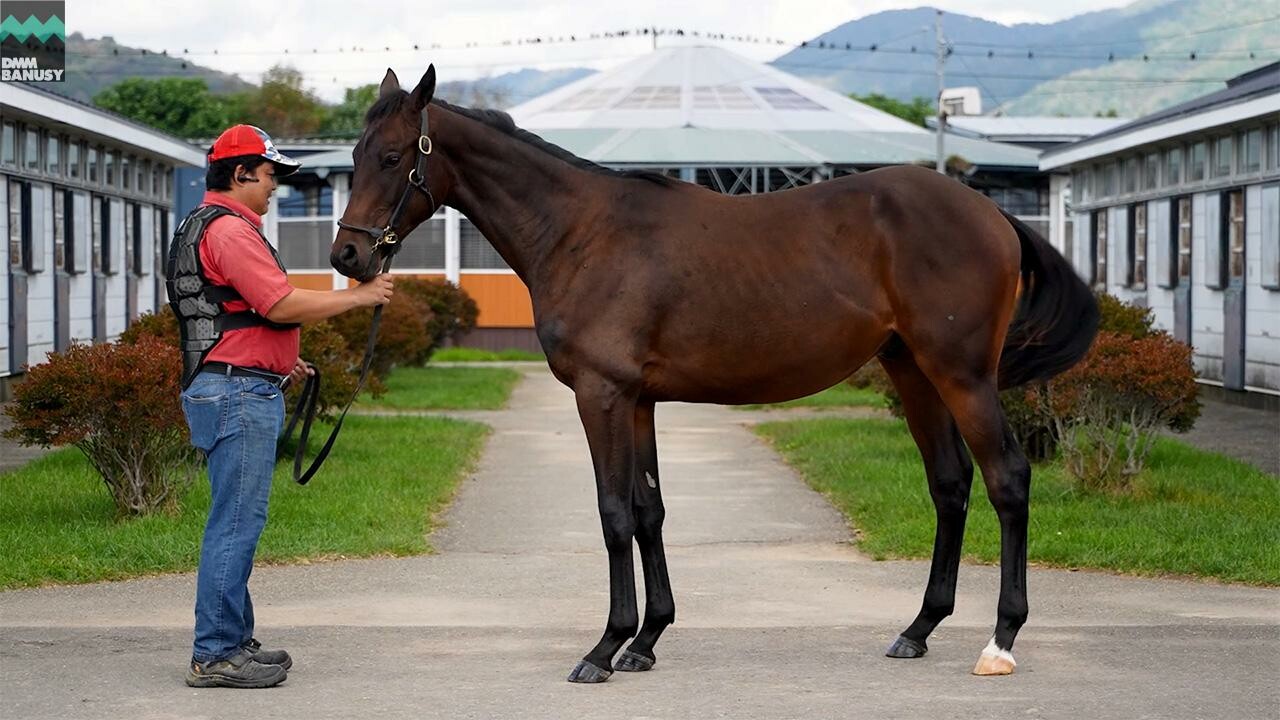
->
xmin=508 ymin=45 xmax=928 ymax=134
xmin=1041 ymin=61 xmax=1280 ymax=170
xmin=926 ymin=116 xmax=1131 ymax=143
xmin=289 ymin=46 xmax=1041 ymax=174
xmin=0 ymin=82 xmax=206 ymax=166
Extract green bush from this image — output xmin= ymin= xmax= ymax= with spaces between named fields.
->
xmin=2 ymin=337 xmax=198 ymax=518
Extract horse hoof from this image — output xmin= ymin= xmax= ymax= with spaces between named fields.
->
xmin=885 ymin=635 xmax=928 ymax=659
xmin=972 ymin=638 xmax=1016 ymax=676
xmin=613 ymin=649 xmax=655 ymax=672
xmin=567 ymin=659 xmax=613 ymax=683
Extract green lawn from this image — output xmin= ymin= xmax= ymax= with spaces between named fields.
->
xmin=358 ymin=366 xmax=521 ymax=410
xmin=431 ymin=347 xmax=544 ymax=362
xmin=0 ymin=415 xmax=489 ymax=590
xmin=755 ymin=417 xmax=1280 ymax=585
xmin=736 ymin=383 xmax=885 ymax=410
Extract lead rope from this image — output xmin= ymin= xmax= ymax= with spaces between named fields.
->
xmin=280 ymin=251 xmax=393 ymax=485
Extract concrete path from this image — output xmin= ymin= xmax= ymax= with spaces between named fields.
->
xmin=1 ymin=367 xmax=1277 ymax=720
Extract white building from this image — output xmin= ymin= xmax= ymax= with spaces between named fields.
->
xmin=1 ymin=82 xmax=205 ymax=397
xmin=1040 ymin=62 xmax=1280 ymax=396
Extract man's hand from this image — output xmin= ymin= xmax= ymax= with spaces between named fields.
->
xmin=284 ymin=358 xmax=314 ymax=390
xmin=351 ymin=274 xmax=395 ymax=307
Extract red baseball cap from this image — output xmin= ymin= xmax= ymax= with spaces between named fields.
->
xmin=207 ymin=124 xmax=301 ymax=176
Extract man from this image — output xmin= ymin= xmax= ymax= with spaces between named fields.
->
xmin=171 ymin=125 xmax=394 ymax=688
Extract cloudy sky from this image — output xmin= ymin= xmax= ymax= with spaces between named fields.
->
xmin=71 ymin=0 xmax=1135 ymax=101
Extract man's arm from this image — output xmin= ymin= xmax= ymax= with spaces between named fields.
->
xmin=265 ymin=274 xmax=395 ymax=324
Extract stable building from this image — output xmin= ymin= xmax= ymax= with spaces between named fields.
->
xmin=1039 ymin=62 xmax=1280 ymax=396
xmin=1 ymin=82 xmax=205 ymax=396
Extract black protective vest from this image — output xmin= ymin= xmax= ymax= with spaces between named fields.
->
xmin=165 ymin=204 xmax=300 ymax=389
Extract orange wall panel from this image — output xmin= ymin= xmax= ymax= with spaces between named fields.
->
xmin=458 ymin=274 xmax=534 ymax=328
xmin=287 ymin=273 xmax=334 ymax=291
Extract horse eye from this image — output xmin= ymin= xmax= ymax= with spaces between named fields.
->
xmin=381 ymin=154 xmax=401 ymax=168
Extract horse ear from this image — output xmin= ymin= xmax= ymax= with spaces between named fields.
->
xmin=379 ymin=68 xmax=400 ymax=99
xmin=411 ymin=64 xmax=436 ymax=110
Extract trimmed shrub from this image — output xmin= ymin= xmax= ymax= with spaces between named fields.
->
xmin=2 ymin=337 xmax=198 ymax=517
xmin=327 ymin=291 xmax=434 ymax=379
xmin=296 ymin=319 xmax=384 ymax=417
xmin=1042 ymin=330 xmax=1200 ymax=492
xmin=396 ymin=278 xmax=479 ymax=362
xmin=118 ymin=305 xmax=179 ymax=347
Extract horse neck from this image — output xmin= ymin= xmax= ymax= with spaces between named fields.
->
xmin=434 ymin=105 xmax=594 ymax=287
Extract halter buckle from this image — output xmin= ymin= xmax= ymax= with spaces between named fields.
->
xmin=419 ymin=135 xmax=432 ymax=155
xmin=371 ymin=226 xmax=399 ymax=249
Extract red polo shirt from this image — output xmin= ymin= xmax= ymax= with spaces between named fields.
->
xmin=198 ymin=192 xmax=299 ymax=375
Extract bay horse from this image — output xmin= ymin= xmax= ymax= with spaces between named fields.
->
xmin=330 ymin=66 xmax=1099 ymax=681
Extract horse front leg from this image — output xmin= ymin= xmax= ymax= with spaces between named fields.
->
xmin=567 ymin=375 xmax=640 ymax=684
xmin=614 ymin=399 xmax=675 ymax=672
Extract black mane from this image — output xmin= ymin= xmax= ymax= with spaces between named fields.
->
xmin=364 ymin=92 xmax=675 ymax=188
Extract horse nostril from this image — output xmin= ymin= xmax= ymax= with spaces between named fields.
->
xmin=339 ymin=242 xmax=358 ymax=265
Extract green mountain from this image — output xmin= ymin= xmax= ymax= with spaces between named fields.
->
xmin=774 ymin=0 xmax=1278 ymax=117
xmin=49 ymin=32 xmax=256 ymax=104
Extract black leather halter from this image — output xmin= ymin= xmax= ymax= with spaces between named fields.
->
xmin=336 ymin=104 xmax=436 ymax=258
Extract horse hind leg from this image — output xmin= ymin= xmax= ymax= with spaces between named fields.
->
xmin=878 ymin=348 xmax=975 ymax=661
xmin=614 ymin=399 xmax=675 ymax=672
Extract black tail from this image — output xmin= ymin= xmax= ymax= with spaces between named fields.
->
xmin=998 ymin=210 xmax=1099 ymax=389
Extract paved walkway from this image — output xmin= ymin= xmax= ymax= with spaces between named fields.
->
xmin=1 ymin=367 xmax=1277 ymax=720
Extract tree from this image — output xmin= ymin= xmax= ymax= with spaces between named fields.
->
xmin=94 ymin=77 xmax=234 ymax=138
xmin=321 ymin=83 xmax=379 ymax=137
xmin=238 ymin=65 xmax=327 ymax=138
xmin=850 ymin=93 xmax=935 ymax=127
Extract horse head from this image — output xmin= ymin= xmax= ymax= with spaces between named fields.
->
xmin=331 ymin=65 xmax=451 ymax=280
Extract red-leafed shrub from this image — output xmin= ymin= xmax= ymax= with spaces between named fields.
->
xmin=295 ymin=319 xmax=384 ymax=418
xmin=396 ymin=278 xmax=479 ymax=362
xmin=2 ymin=337 xmax=199 ymax=517
xmin=118 ymin=305 xmax=179 ymax=347
xmin=1038 ymin=329 xmax=1200 ymax=491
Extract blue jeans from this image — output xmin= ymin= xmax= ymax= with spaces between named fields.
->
xmin=181 ymin=371 xmax=285 ymax=663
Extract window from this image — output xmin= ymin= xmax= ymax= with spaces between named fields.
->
xmin=97 ymin=197 xmax=114 ymax=275
xmin=1129 ymin=204 xmax=1147 ymax=290
xmin=1176 ymin=197 xmax=1191 ymax=284
xmin=151 ymin=163 xmax=162 ymax=196
xmin=91 ymin=196 xmax=102 ymax=273
xmin=1092 ymin=210 xmax=1108 ymax=287
xmin=105 ymin=151 xmax=117 ymax=187
xmin=87 ymin=147 xmax=99 ymax=183
xmin=46 ymin=135 xmax=60 ymax=175
xmin=1213 ymin=135 xmax=1232 ymax=177
xmin=1241 ymin=128 xmax=1262 ymax=174
xmin=1189 ymin=142 xmax=1205 ymax=181
xmin=122 ymin=155 xmax=132 ymax=190
xmin=1227 ymin=190 xmax=1245 ymax=281
xmin=1269 ymin=124 xmax=1279 ymax=170
xmin=53 ymin=189 xmax=66 ymax=270
xmin=164 ymin=167 xmax=173 ymax=201
xmin=1 ymin=122 xmax=15 ymax=167
xmin=1166 ymin=146 xmax=1182 ymax=186
xmin=135 ymin=158 xmax=146 ymax=193
xmin=67 ymin=141 xmax=81 ymax=179
xmin=1124 ymin=157 xmax=1139 ymax=194
xmin=1144 ymin=153 xmax=1160 ymax=190
xmin=8 ymin=180 xmax=25 ymax=269
xmin=63 ymin=190 xmax=83 ymax=274
xmin=24 ymin=128 xmax=40 ymax=171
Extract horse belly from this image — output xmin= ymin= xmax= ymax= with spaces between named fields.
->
xmin=644 ymin=302 xmax=888 ymax=405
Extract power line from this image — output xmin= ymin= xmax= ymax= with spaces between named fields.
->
xmin=949 ymin=13 xmax=1280 ymax=49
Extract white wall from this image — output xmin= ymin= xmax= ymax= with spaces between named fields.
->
xmin=1147 ymin=199 xmax=1175 ymax=331
xmin=1245 ymin=184 xmax=1280 ymax=390
xmin=1 ymin=177 xmax=9 ymax=373
xmin=1190 ymin=191 xmax=1226 ymax=380
xmin=68 ymin=191 xmax=93 ymax=343
xmin=104 ymin=198 xmax=126 ymax=339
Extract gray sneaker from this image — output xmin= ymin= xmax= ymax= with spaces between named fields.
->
xmin=185 ymin=650 xmax=287 ymax=688
xmin=242 ymin=637 xmax=293 ymax=670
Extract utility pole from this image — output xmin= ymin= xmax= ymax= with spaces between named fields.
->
xmin=935 ymin=9 xmax=947 ymax=174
